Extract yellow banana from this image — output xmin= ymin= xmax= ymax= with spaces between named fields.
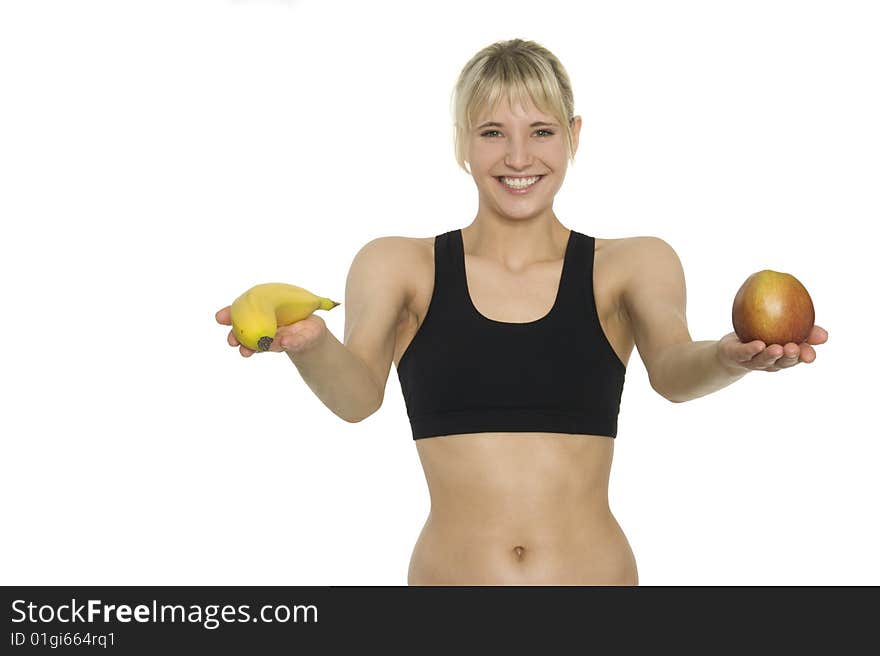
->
xmin=230 ymin=282 xmax=340 ymax=352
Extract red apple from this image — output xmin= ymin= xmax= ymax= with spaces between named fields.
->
xmin=732 ymin=270 xmax=815 ymax=345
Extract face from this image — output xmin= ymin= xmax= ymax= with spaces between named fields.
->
xmin=467 ymin=96 xmax=581 ymax=221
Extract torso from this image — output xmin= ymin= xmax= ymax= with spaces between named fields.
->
xmin=392 ymin=231 xmax=638 ymax=585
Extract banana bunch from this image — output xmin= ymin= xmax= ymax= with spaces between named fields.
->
xmin=230 ymin=282 xmax=340 ymax=352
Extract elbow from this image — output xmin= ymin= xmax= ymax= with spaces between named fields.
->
xmin=649 ymin=375 xmax=670 ymax=403
xmin=651 ymin=380 xmax=682 ymax=404
xmin=346 ymin=409 xmax=376 ymax=423
xmin=343 ymin=396 xmax=383 ymax=423
xmin=342 ymin=412 xmax=369 ymax=424
xmin=649 ymin=359 xmax=684 ymax=404
xmin=660 ymin=388 xmax=688 ymax=403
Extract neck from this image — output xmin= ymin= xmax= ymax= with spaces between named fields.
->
xmin=462 ymin=215 xmax=570 ymax=271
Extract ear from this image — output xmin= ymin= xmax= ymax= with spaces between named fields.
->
xmin=569 ymin=115 xmax=582 ymax=157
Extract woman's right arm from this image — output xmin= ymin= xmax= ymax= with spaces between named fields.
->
xmin=286 ymin=236 xmax=412 ymax=422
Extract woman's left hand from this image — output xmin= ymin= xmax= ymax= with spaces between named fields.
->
xmin=717 ymin=325 xmax=829 ymax=372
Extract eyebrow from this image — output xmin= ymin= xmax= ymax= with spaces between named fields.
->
xmin=476 ymin=121 xmax=559 ymax=129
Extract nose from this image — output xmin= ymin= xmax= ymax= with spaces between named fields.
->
xmin=503 ymin=134 xmax=534 ymax=169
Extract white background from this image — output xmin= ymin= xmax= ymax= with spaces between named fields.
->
xmin=1 ymin=0 xmax=877 ymax=585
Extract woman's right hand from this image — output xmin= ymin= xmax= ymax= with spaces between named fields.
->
xmin=215 ymin=306 xmax=329 ymax=358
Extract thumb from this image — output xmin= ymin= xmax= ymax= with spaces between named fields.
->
xmin=743 ymin=340 xmax=766 ymax=362
xmin=271 ymin=322 xmax=305 ymax=351
xmin=723 ymin=332 xmax=765 ymax=364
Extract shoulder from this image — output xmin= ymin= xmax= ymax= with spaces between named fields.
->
xmin=617 ymin=235 xmax=677 ymax=255
xmin=352 ymin=235 xmax=428 ymax=268
xmin=613 ymin=235 xmax=681 ymax=269
xmin=348 ymin=235 xmax=433 ymax=302
xmin=592 ymin=234 xmax=670 ymax=279
xmin=369 ymin=234 xmax=435 ymax=269
xmin=591 ymin=234 xmax=683 ymax=302
xmin=616 ymin=236 xmax=685 ymax=302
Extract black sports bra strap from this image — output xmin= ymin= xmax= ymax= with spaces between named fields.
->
xmin=428 ymin=230 xmax=465 ymax=308
xmin=557 ymin=230 xmax=592 ymax=308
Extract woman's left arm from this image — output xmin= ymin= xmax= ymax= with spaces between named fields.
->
xmin=655 ymin=325 xmax=829 ymax=403
xmin=621 ymin=236 xmax=829 ymax=404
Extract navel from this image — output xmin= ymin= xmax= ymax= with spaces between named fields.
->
xmin=512 ymin=545 xmax=526 ymax=560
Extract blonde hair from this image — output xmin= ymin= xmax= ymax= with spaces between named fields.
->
xmin=451 ymin=38 xmax=577 ymax=175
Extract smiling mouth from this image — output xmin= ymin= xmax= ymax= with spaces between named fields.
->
xmin=495 ymin=175 xmax=545 ymax=189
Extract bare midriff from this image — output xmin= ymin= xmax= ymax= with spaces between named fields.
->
xmin=408 ymin=431 xmax=638 ymax=586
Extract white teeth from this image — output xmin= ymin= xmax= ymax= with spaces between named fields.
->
xmin=500 ymin=176 xmax=541 ymax=189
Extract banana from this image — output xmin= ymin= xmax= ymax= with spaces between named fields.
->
xmin=230 ymin=282 xmax=340 ymax=352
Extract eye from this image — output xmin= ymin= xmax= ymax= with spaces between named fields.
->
xmin=479 ymin=129 xmax=556 ymax=138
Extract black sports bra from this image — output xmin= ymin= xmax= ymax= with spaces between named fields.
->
xmin=395 ymin=228 xmax=626 ymax=440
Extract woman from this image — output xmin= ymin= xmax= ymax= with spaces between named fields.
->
xmin=215 ymin=39 xmax=826 ymax=585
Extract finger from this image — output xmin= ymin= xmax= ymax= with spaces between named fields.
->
xmin=272 ymin=332 xmax=299 ymax=352
xmin=240 ymin=344 xmax=254 ymax=357
xmin=227 ymin=329 xmax=240 ymax=347
xmin=215 ymin=306 xmax=231 ymax=325
xmin=754 ymin=344 xmax=784 ymax=368
xmin=799 ymin=343 xmax=816 ymax=363
xmin=775 ymin=342 xmax=802 ymax=368
xmin=728 ymin=338 xmax=765 ymax=364
xmin=742 ymin=340 xmax=766 ymax=362
xmin=273 ymin=323 xmax=308 ymax=351
xmin=807 ymin=325 xmax=828 ymax=345
xmin=267 ymin=336 xmax=286 ymax=352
